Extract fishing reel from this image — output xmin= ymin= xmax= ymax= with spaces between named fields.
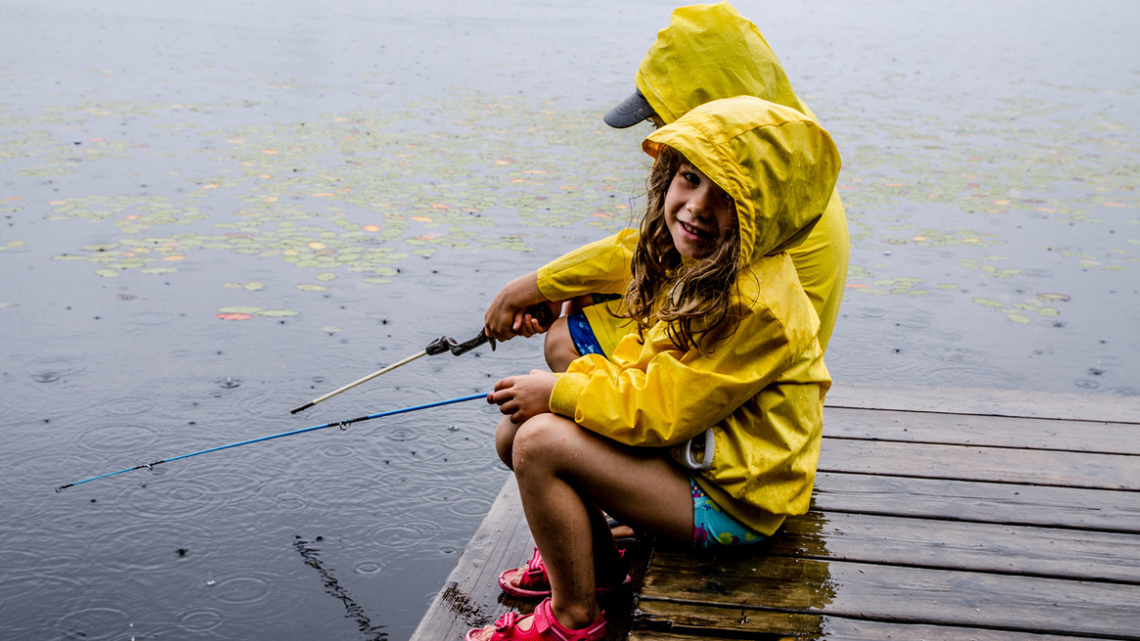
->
xmin=425 ymin=330 xmax=497 ymax=357
xmin=425 ymin=303 xmax=554 ymax=357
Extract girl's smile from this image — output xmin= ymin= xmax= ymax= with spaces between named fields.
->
xmin=664 ymin=163 xmax=736 ymax=259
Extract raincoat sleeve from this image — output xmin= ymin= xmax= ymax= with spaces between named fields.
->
xmin=549 ymin=298 xmax=803 ymax=447
xmin=535 ymin=230 xmax=639 ymax=302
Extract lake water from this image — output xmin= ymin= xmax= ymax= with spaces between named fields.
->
xmin=1 ymin=1 xmax=1137 ymax=639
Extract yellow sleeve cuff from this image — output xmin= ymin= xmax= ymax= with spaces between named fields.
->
xmin=550 ymin=372 xmax=590 ymax=418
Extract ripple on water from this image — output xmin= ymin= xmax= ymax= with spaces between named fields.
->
xmin=352 ymin=560 xmax=385 ymax=575
xmin=212 ymin=574 xmax=273 ymax=605
xmin=0 ymin=574 xmax=86 ymax=633
xmin=88 ymin=519 xmax=215 ymax=574
xmin=318 ymin=443 xmax=354 ymax=458
xmin=55 ymin=606 xmax=132 ymax=641
xmin=274 ymin=491 xmax=308 ymax=510
xmin=108 ymin=468 xmax=268 ymax=520
xmin=24 ymin=356 xmax=86 ymax=383
xmin=75 ymin=423 xmax=162 ymax=454
xmin=923 ymin=344 xmax=989 ymax=365
xmin=215 ymin=377 xmax=242 ymax=389
xmin=922 ymin=363 xmax=1026 ymax=390
xmin=443 ymin=496 xmax=495 ymax=519
xmin=178 ymin=607 xmax=225 ymax=632
xmin=131 ymin=311 xmax=178 ymax=326
xmin=384 ymin=427 xmax=420 ymax=443
xmin=33 ymin=552 xmax=87 ymax=573
xmin=442 ymin=432 xmax=486 ymax=453
xmin=364 ymin=519 xmax=443 ymax=551
xmin=100 ymin=395 xmax=157 ymax=416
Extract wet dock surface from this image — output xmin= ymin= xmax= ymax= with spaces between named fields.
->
xmin=415 ymin=383 xmax=1140 ymax=641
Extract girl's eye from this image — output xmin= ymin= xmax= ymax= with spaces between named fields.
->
xmin=681 ymin=172 xmax=700 ymax=186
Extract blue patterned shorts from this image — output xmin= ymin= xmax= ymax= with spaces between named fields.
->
xmin=567 ymin=311 xmax=606 ymax=357
xmin=691 ymin=477 xmax=765 ymax=548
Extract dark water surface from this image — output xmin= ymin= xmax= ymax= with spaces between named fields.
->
xmin=1 ymin=1 xmax=1138 ymax=639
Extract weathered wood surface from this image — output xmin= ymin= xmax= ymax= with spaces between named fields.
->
xmin=637 ymin=552 xmax=1140 ymax=638
xmin=824 ymin=382 xmax=1140 ymax=423
xmin=413 ymin=384 xmax=1140 ymax=641
xmin=632 ymin=385 xmax=1140 ymax=641
xmin=812 ymin=473 xmax=1140 ymax=533
xmin=774 ymin=511 xmax=1140 ymax=583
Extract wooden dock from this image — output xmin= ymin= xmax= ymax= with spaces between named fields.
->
xmin=411 ymin=384 xmax=1140 ymax=641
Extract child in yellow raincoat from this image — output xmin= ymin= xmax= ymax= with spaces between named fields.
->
xmin=468 ymin=96 xmax=840 ymax=641
xmin=485 ymin=1 xmax=849 ymax=364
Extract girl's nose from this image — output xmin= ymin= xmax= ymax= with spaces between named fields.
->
xmin=687 ymin=186 xmax=713 ymax=218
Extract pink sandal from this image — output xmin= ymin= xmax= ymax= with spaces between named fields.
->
xmin=465 ymin=597 xmax=606 ymax=641
xmin=498 ymin=547 xmax=631 ymax=599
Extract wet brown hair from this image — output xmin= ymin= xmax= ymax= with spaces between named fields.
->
xmin=620 ymin=146 xmax=743 ymax=354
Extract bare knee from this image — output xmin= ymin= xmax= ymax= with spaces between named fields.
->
xmin=544 ymin=316 xmax=580 ymax=373
xmin=494 ymin=416 xmax=520 ymax=469
xmin=511 ymin=414 xmax=578 ymax=474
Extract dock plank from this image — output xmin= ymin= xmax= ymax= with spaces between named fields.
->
xmin=819 ymin=439 xmax=1140 ymax=490
xmin=825 ymin=383 xmax=1140 ymax=423
xmin=812 ymin=472 xmax=1140 ymax=533
xmin=825 ymin=406 xmax=1140 ymax=455
xmin=631 ymin=603 xmax=1119 ymax=641
xmin=639 ymin=552 xmax=1140 ymax=639
xmin=772 ymin=511 xmax=1140 ymax=584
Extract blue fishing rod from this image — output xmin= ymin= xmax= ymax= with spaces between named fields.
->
xmin=56 ymin=392 xmax=488 ymax=492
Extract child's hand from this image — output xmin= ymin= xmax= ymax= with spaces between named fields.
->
xmin=511 ymin=301 xmax=560 ymax=338
xmin=486 ymin=370 xmax=557 ymax=424
xmin=483 ymin=270 xmax=554 ymax=339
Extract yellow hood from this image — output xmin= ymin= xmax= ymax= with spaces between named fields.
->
xmin=643 ymin=96 xmax=840 ymax=266
xmin=635 ymin=2 xmax=816 ymax=125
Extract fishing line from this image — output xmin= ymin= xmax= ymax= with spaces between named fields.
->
xmin=56 ymin=392 xmax=488 ymax=492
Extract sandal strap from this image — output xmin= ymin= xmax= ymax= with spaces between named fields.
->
xmin=533 ymin=599 xmax=607 ymax=641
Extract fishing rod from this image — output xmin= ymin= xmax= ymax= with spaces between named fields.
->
xmin=290 ymin=304 xmax=554 ymax=415
xmin=56 ymin=392 xmax=488 ymax=492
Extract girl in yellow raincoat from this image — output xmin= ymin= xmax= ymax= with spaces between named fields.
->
xmin=468 ymin=96 xmax=840 ymax=641
xmin=486 ymin=1 xmax=849 ymax=365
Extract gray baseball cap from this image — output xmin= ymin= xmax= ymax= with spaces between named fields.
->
xmin=603 ymin=89 xmax=656 ymax=128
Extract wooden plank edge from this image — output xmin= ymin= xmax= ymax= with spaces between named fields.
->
xmin=826 ymin=382 xmax=1140 ymax=424
xmin=409 ymin=475 xmax=532 ymax=641
xmin=629 ymin=607 xmax=1120 ymax=641
xmin=634 ymin=595 xmax=1140 ymax=641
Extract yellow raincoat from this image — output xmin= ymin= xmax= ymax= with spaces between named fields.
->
xmin=540 ymin=1 xmax=849 ymax=353
xmin=548 ymin=96 xmax=841 ymax=534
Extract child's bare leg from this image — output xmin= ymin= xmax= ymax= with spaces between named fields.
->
xmin=544 ymin=316 xmax=580 ymax=372
xmin=512 ymin=413 xmax=692 ymax=628
xmin=543 ymin=294 xmax=595 ymax=372
xmin=494 ymin=415 xmax=520 ymax=469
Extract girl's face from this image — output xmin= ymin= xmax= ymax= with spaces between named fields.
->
xmin=664 ymin=162 xmax=737 ymax=260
